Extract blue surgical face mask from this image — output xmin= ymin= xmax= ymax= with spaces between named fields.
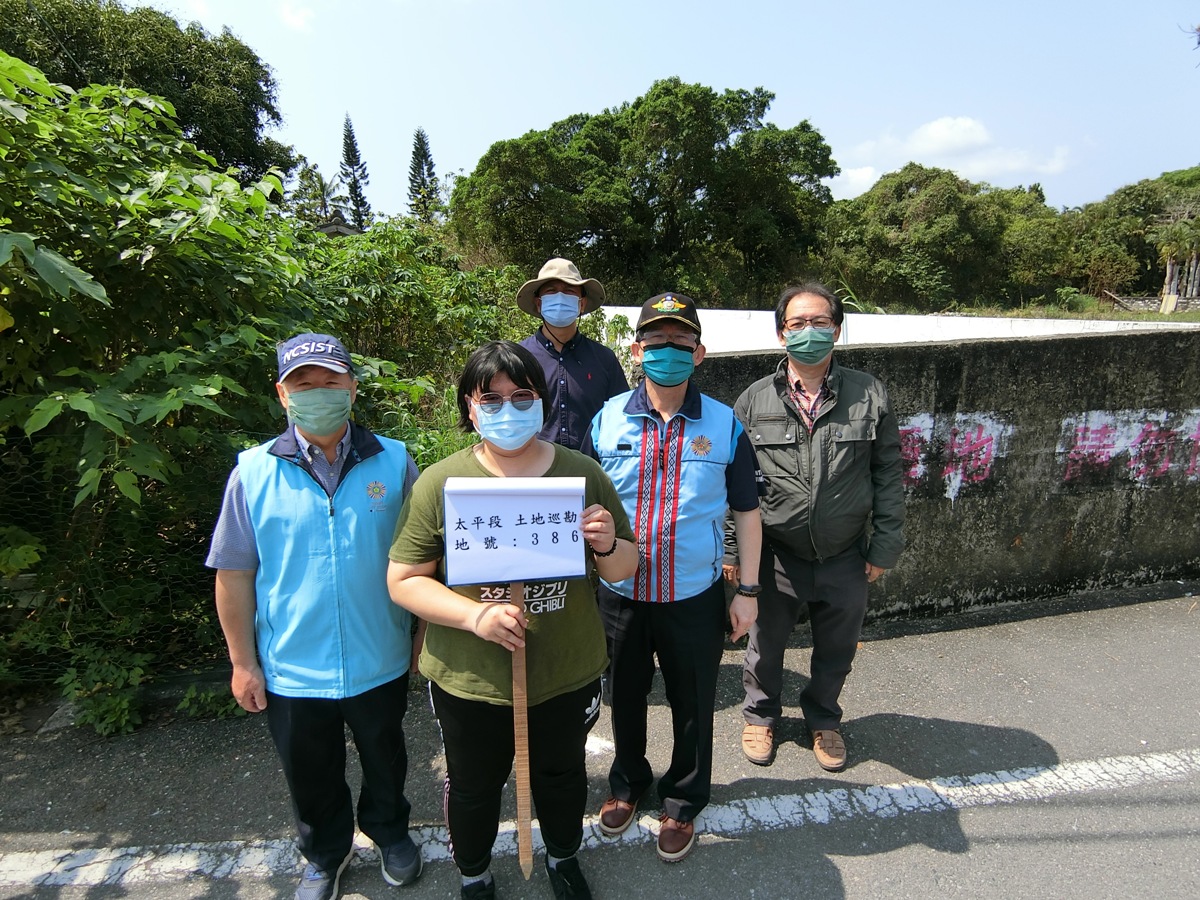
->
xmin=285 ymin=387 xmax=352 ymax=436
xmin=539 ymin=292 xmax=581 ymax=328
xmin=640 ymin=343 xmax=696 ymax=387
xmin=473 ymin=398 xmax=544 ymax=451
xmin=784 ymin=327 xmax=836 ymax=365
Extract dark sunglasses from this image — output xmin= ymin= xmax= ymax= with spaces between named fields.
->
xmin=475 ymin=389 xmax=538 ymax=415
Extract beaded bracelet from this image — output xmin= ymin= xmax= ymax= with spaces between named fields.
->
xmin=593 ymin=538 xmax=618 ymax=558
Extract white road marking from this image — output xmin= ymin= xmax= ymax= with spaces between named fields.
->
xmin=3 ymin=747 xmax=1198 ymax=887
xmin=585 ymin=733 xmax=614 ymax=755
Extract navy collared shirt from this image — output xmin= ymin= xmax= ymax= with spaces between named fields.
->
xmin=521 ymin=329 xmax=628 ymax=450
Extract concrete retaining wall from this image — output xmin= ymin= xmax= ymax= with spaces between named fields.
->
xmin=694 ymin=329 xmax=1200 ymax=618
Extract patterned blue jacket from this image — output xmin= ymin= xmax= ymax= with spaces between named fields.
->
xmin=588 ymin=382 xmax=745 ymax=603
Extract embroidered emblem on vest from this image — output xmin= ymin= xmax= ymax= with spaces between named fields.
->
xmin=690 ymin=435 xmax=713 ymax=456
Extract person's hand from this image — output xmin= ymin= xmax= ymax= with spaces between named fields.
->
xmin=865 ymin=562 xmax=887 ymax=583
xmin=729 ymin=594 xmax=757 ymax=643
xmin=581 ymin=503 xmax=617 ymax=555
xmin=231 ymin=662 xmax=267 ymax=713
xmin=722 ymin=563 xmax=739 ymax=584
xmin=472 ymin=601 xmax=527 ymax=652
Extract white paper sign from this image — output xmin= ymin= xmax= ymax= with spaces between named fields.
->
xmin=443 ymin=476 xmax=587 ymax=587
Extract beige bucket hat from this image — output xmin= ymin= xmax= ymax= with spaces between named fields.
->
xmin=515 ymin=258 xmax=606 ymax=317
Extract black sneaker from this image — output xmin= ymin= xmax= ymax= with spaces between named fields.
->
xmin=461 ymin=875 xmax=496 ymax=899
xmin=378 ymin=836 xmax=423 ymax=886
xmin=545 ymin=856 xmax=592 ymax=899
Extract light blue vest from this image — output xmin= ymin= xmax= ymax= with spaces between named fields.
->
xmin=591 ymin=391 xmax=740 ymax=602
xmin=238 ymin=432 xmax=412 ymax=698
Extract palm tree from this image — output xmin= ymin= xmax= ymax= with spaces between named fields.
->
xmin=289 ymin=160 xmax=348 ymax=225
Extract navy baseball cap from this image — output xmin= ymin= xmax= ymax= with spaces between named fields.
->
xmin=276 ymin=333 xmax=354 ymax=381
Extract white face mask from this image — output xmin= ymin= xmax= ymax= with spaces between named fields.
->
xmin=472 ymin=398 xmax=543 ymax=451
xmin=539 ymin=292 xmax=581 ymax=328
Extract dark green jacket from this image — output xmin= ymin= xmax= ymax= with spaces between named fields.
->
xmin=734 ymin=356 xmax=905 ymax=568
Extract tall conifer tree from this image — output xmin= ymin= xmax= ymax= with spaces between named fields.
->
xmin=340 ymin=114 xmax=371 ymax=230
xmin=407 ymin=127 xmax=438 ymax=223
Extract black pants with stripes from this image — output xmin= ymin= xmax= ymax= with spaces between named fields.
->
xmin=430 ymin=677 xmax=602 ymax=877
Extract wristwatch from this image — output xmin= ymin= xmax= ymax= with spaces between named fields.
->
xmin=735 ymin=583 xmax=761 ymax=598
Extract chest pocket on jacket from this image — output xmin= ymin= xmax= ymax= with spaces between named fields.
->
xmin=828 ymin=418 xmax=876 ymax=477
xmin=748 ymin=416 xmax=799 ymax=477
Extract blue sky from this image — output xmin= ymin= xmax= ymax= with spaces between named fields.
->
xmin=143 ymin=0 xmax=1200 ymax=216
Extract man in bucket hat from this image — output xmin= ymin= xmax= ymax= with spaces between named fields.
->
xmin=207 ymin=333 xmax=424 ymax=900
xmin=517 ymin=258 xmax=628 ymax=451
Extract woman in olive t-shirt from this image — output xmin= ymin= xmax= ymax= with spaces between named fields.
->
xmin=387 ymin=341 xmax=635 ymax=900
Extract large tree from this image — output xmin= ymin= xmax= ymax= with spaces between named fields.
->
xmin=407 ymin=127 xmax=439 ymax=224
xmin=1147 ymin=168 xmax=1200 ymax=299
xmin=340 ymin=114 xmax=371 ymax=230
xmin=0 ymin=0 xmax=293 ymax=181
xmin=450 ymin=77 xmax=838 ymax=305
xmin=1055 ymin=178 xmax=1177 ymax=299
xmin=822 ymin=163 xmax=1073 ymax=310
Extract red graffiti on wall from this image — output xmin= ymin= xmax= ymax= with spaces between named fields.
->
xmin=1128 ymin=422 xmax=1177 ymax=480
xmin=898 ymin=426 xmax=928 ymax=487
xmin=941 ymin=424 xmax=996 ymax=486
xmin=1063 ymin=422 xmax=1118 ymax=481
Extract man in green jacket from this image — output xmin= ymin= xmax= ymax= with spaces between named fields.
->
xmin=728 ymin=282 xmax=905 ymax=772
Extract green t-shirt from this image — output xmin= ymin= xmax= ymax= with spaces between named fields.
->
xmin=389 ymin=442 xmax=634 ymax=706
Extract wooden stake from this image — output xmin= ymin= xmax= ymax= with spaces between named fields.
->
xmin=510 ymin=581 xmax=534 ymax=880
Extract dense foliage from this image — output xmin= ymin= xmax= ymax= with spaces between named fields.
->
xmin=0 ymin=49 xmax=531 ymax=731
xmin=0 ymin=0 xmax=293 ymax=181
xmin=451 ymin=77 xmax=838 ymax=305
xmin=822 ymin=164 xmax=1066 ymax=310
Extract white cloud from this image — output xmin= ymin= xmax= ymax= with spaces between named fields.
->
xmin=835 ymin=117 xmax=1070 ymax=198
xmin=953 ymin=145 xmax=1070 ymax=181
xmin=278 ymin=1 xmax=315 ymax=31
xmin=829 ymin=166 xmax=879 ymax=201
xmin=907 ymin=116 xmax=991 ymax=157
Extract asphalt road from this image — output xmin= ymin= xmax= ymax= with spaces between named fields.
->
xmin=2 ymin=579 xmax=1198 ymax=899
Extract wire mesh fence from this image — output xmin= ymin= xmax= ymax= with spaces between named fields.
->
xmin=0 ymin=434 xmax=271 ymax=691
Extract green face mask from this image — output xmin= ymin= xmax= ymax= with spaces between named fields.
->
xmin=784 ymin=326 xmax=836 ymax=365
xmin=285 ymin=387 xmax=352 ymax=436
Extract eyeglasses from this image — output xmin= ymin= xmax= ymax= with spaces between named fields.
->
xmin=474 ymin=389 xmax=538 ymax=415
xmin=784 ymin=316 xmax=835 ymax=330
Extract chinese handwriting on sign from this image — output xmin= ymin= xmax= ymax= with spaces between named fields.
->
xmin=451 ymin=508 xmax=581 ymax=551
xmin=442 ymin=477 xmax=588 ymax=587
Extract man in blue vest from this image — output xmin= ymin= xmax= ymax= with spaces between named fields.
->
xmin=207 ymin=333 xmax=423 ymax=900
xmin=583 ymin=294 xmax=762 ymax=863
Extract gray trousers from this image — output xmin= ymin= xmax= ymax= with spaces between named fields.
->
xmin=742 ymin=541 xmax=868 ymax=733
